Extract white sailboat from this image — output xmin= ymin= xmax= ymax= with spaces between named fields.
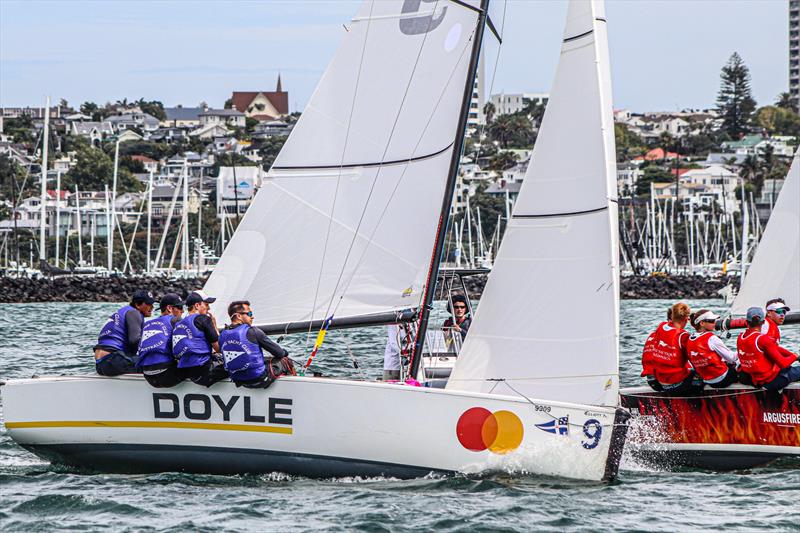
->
xmin=729 ymin=148 xmax=799 ymax=316
xmin=2 ymin=0 xmax=628 ymax=482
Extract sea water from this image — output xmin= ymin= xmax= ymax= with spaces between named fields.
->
xmin=1 ymin=300 xmax=799 ymax=532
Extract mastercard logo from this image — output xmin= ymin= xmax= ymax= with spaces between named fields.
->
xmin=456 ymin=407 xmax=524 ymax=454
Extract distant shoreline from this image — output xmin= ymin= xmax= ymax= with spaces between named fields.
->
xmin=0 ymin=274 xmax=735 ymax=303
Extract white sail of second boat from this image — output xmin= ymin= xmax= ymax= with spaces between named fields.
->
xmin=205 ymin=0 xmax=482 ymax=330
xmin=447 ymin=0 xmax=620 ymax=407
xmin=730 ymin=149 xmax=800 ymax=314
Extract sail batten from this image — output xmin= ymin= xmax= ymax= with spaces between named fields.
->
xmin=206 ymin=0 xmax=482 ymax=329
xmin=447 ymin=0 xmax=619 ymax=407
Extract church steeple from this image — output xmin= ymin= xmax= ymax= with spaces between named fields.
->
xmin=276 ymin=73 xmax=283 ymax=93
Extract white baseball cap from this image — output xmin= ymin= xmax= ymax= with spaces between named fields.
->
xmin=766 ymin=301 xmax=790 ymax=312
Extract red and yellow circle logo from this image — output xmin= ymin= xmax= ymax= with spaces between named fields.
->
xmin=456 ymin=407 xmax=524 ymax=454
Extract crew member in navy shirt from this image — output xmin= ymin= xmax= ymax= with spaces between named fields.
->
xmin=136 ymin=292 xmax=185 ymax=388
xmin=94 ymin=289 xmax=155 ymax=376
xmin=174 ymin=290 xmax=228 ymax=387
xmin=219 ymin=300 xmax=288 ymax=388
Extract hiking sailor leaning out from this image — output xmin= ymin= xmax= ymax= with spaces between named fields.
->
xmin=94 ymin=289 xmax=155 ymax=376
xmin=136 ymin=292 xmax=185 ymax=388
xmin=727 ymin=298 xmax=791 ymax=343
xmin=641 ymin=302 xmax=704 ymax=395
xmin=687 ymin=309 xmax=739 ymax=389
xmin=174 ymin=290 xmax=228 ymax=387
xmin=219 ymin=300 xmax=290 ymax=389
xmin=736 ymin=306 xmax=800 ymax=392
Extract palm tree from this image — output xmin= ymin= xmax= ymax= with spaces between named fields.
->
xmin=776 ymin=91 xmax=797 ymax=112
xmin=483 ymin=102 xmax=496 ymax=124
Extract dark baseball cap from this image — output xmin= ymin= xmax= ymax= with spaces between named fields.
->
xmin=186 ymin=290 xmax=216 ymax=307
xmin=159 ymin=292 xmax=185 ymax=308
xmin=746 ymin=306 xmax=766 ymax=322
xmin=132 ymin=289 xmax=156 ymax=305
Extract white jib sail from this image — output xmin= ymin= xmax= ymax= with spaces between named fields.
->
xmin=447 ymin=0 xmax=620 ymax=407
xmin=205 ymin=0 xmax=481 ymax=327
xmin=731 ymin=148 xmax=800 ymax=314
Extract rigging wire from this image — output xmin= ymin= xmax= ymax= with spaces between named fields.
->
xmin=329 ymin=3 xmax=481 ymax=318
xmin=302 ymin=0 xmax=376 ymax=357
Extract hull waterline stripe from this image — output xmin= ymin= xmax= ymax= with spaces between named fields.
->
xmin=270 ymin=143 xmax=453 ymax=171
xmin=5 ymin=420 xmax=293 ymax=434
xmin=513 ymin=206 xmax=608 ymax=219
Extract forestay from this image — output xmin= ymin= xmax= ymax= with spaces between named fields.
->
xmin=447 ymin=0 xmax=620 ymax=407
xmin=206 ymin=0 xmax=481 ymax=328
xmin=731 ymin=149 xmax=800 ymax=314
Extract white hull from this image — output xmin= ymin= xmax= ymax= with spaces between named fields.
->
xmin=2 ymin=375 xmax=628 ymax=482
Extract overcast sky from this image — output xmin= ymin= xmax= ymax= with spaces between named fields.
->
xmin=0 ymin=0 xmax=789 ymax=112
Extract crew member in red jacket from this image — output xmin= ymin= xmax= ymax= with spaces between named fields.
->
xmin=728 ymin=298 xmax=790 ymax=343
xmin=642 ymin=302 xmax=703 ymax=395
xmin=687 ymin=309 xmax=738 ymax=388
xmin=737 ymin=306 xmax=800 ymax=391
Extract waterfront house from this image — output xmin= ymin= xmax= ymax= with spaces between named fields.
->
xmin=199 ymin=108 xmax=246 ymax=128
xmin=70 ymin=121 xmax=114 ymax=146
xmin=163 ymin=106 xmax=204 ymax=128
xmin=106 ymin=113 xmax=160 ymax=134
xmin=189 ymin=123 xmax=232 ymax=140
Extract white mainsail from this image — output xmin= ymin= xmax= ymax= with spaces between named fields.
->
xmin=730 ymin=149 xmax=800 ymax=314
xmin=206 ymin=0 xmax=481 ymax=328
xmin=447 ymin=0 xmax=619 ymax=406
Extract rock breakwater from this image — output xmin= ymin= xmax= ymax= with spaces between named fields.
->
xmin=0 ymin=276 xmax=208 ymax=303
xmin=0 ymin=274 xmax=735 ymax=303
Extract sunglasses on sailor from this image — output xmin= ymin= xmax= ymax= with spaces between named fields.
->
xmin=702 ymin=319 xmax=716 ymax=324
xmin=241 ymin=311 xmax=254 ymax=317
xmin=773 ymin=308 xmax=788 ymax=316
xmin=453 ymin=305 xmax=467 ymax=310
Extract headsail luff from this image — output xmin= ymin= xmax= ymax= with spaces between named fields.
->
xmin=204 ymin=0 xmax=483 ymax=330
xmin=730 ymin=148 xmax=800 ymax=314
xmin=447 ymin=0 xmax=620 ymax=407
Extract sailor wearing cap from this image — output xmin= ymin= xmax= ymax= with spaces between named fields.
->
xmin=764 ymin=299 xmax=791 ymax=343
xmin=687 ymin=309 xmax=739 ymax=388
xmin=94 ymin=289 xmax=155 ymax=376
xmin=219 ymin=300 xmax=290 ymax=388
xmin=173 ymin=290 xmax=228 ymax=387
xmin=737 ymin=306 xmax=800 ymax=391
xmin=136 ymin=293 xmax=185 ymax=388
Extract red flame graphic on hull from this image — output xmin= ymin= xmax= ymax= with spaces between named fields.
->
xmin=622 ymin=388 xmax=800 ymax=446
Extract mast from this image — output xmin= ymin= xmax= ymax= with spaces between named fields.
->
xmin=39 ymin=96 xmax=51 ymax=264
xmin=75 ymin=185 xmax=83 ymax=265
xmin=146 ymin=170 xmax=153 ymax=273
xmin=55 ymin=170 xmax=61 ymax=267
xmin=410 ymin=0 xmax=489 ymax=377
xmin=109 ymin=140 xmax=120 ymax=271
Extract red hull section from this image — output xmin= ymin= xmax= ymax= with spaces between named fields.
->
xmin=620 ymin=385 xmax=800 ymax=449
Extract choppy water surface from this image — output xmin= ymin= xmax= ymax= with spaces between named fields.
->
xmin=1 ymin=300 xmax=799 ymax=531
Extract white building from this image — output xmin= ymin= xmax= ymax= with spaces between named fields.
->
xmin=467 ymin=53 xmax=485 ymax=131
xmin=617 ymin=162 xmax=643 ymax=196
xmin=488 ymin=92 xmax=549 ymax=117
xmin=653 ymin=165 xmax=741 ymax=214
xmin=199 ymin=109 xmax=246 ymax=128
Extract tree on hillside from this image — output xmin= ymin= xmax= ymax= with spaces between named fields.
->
xmin=523 ymin=100 xmax=546 ymax=128
xmin=487 ymin=114 xmax=534 ymax=149
xmin=483 ymin=102 xmax=496 ymax=124
xmin=776 ymin=91 xmax=797 ymax=112
xmin=754 ymin=105 xmax=800 ymax=137
xmin=634 ymin=165 xmax=673 ymax=197
xmin=64 ymin=144 xmax=141 ymax=192
xmin=716 ymin=52 xmax=757 ymax=138
xmin=4 ymin=115 xmax=35 ymax=144
xmin=137 ymin=99 xmax=166 ymax=121
xmin=614 ymin=123 xmax=645 ymax=162
xmin=488 ymin=151 xmax=518 ymax=171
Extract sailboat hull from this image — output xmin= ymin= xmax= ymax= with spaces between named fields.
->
xmin=620 ymin=384 xmax=800 ymax=470
xmin=2 ymin=375 xmax=627 ymax=482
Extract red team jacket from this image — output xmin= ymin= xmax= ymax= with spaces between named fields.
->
xmin=686 ymin=332 xmax=729 ymax=381
xmin=736 ymin=329 xmax=797 ymax=386
xmin=641 ymin=322 xmax=691 ymax=385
